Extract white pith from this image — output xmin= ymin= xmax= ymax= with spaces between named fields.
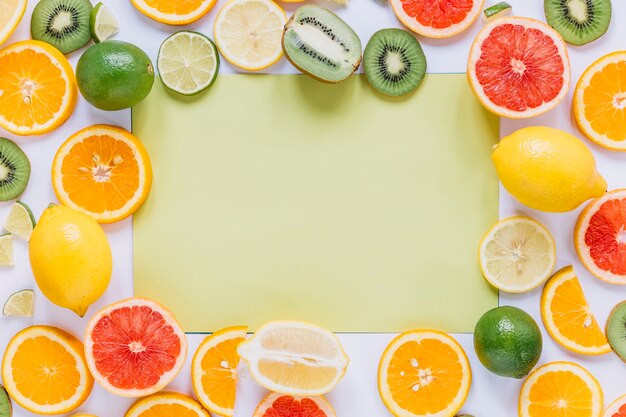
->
xmin=390 ymin=0 xmax=485 ymax=38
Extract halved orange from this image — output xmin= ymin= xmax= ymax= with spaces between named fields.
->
xmin=252 ymin=393 xmax=336 ymax=417
xmin=378 ymin=330 xmax=471 ymax=417
xmin=0 ymin=0 xmax=27 ymax=46
xmin=390 ymin=0 xmax=485 ymax=38
xmin=519 ymin=361 xmax=603 ymax=417
xmin=125 ymin=392 xmax=209 ymax=417
xmin=573 ymin=51 xmax=626 ymax=151
xmin=540 ymin=266 xmax=611 ymax=355
xmin=191 ymin=326 xmax=248 ymax=417
xmin=52 ymin=124 xmax=153 ymax=224
xmin=1 ymin=325 xmax=94 ymax=415
xmin=0 ymin=40 xmax=77 ymax=136
xmin=130 ymin=0 xmax=216 ymax=25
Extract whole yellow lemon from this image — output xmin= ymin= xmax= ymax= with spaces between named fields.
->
xmin=29 ymin=204 xmax=112 ymax=316
xmin=492 ymin=126 xmax=607 ymax=212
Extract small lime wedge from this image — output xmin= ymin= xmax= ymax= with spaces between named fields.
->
xmin=0 ymin=385 xmax=11 ymax=417
xmin=3 ymin=289 xmax=34 ymax=317
xmin=0 ymin=234 xmax=13 ymax=266
xmin=90 ymin=2 xmax=120 ymax=43
xmin=4 ymin=201 xmax=35 ymax=240
xmin=483 ymin=2 xmax=512 ymax=22
xmin=157 ymin=31 xmax=220 ymax=96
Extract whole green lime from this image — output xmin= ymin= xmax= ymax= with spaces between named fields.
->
xmin=474 ymin=306 xmax=542 ymax=379
xmin=76 ymin=40 xmax=154 ymax=111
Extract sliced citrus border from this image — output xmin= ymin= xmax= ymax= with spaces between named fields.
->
xmin=604 ymin=393 xmax=626 ymax=417
xmin=0 ymin=0 xmax=27 ymax=46
xmin=125 ymin=392 xmax=209 ymax=417
xmin=130 ymin=0 xmax=217 ymax=25
xmin=253 ymin=392 xmax=337 ymax=417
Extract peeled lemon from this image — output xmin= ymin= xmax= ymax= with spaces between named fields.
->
xmin=492 ymin=126 xmax=606 ymax=212
xmin=29 ymin=204 xmax=112 ymax=316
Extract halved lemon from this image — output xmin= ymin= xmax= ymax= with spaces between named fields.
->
xmin=125 ymin=392 xmax=209 ymax=417
xmin=131 ymin=0 xmax=216 ymax=25
xmin=0 ymin=0 xmax=27 ymax=46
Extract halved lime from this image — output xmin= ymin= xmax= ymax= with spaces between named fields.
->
xmin=483 ymin=2 xmax=512 ymax=22
xmin=0 ymin=234 xmax=13 ymax=266
xmin=90 ymin=2 xmax=120 ymax=43
xmin=3 ymin=289 xmax=34 ymax=317
xmin=4 ymin=200 xmax=35 ymax=240
xmin=157 ymin=31 xmax=220 ymax=96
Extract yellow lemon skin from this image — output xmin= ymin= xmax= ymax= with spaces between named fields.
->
xmin=29 ymin=205 xmax=112 ymax=317
xmin=492 ymin=126 xmax=607 ymax=212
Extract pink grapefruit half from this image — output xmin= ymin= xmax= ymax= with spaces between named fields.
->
xmin=390 ymin=0 xmax=485 ymax=38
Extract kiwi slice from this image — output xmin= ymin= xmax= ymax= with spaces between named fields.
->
xmin=31 ymin=0 xmax=93 ymax=54
xmin=606 ymin=301 xmax=626 ymax=361
xmin=0 ymin=385 xmax=11 ymax=417
xmin=0 ymin=138 xmax=30 ymax=202
xmin=363 ymin=29 xmax=427 ymax=97
xmin=282 ymin=5 xmax=362 ymax=83
xmin=544 ymin=0 xmax=611 ymax=46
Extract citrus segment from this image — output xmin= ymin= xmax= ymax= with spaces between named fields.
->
xmin=519 ymin=361 xmax=603 ymax=417
xmin=573 ymin=51 xmax=626 ymax=150
xmin=125 ymin=392 xmax=210 ymax=417
xmin=0 ymin=0 xmax=27 ymax=46
xmin=131 ymin=0 xmax=216 ymax=25
xmin=541 ymin=266 xmax=610 ymax=355
xmin=378 ymin=330 xmax=471 ymax=417
xmin=191 ymin=326 xmax=247 ymax=417
xmin=84 ymin=298 xmax=187 ymax=397
xmin=1 ymin=326 xmax=94 ymax=415
xmin=0 ymin=234 xmax=13 ymax=266
xmin=0 ymin=40 xmax=77 ymax=135
xmin=605 ymin=394 xmax=626 ymax=417
xmin=3 ymin=289 xmax=34 ymax=317
xmin=52 ymin=125 xmax=153 ymax=224
xmin=390 ymin=0 xmax=485 ymax=38
xmin=252 ymin=393 xmax=336 ymax=417
xmin=575 ymin=189 xmax=626 ymax=284
xmin=4 ymin=201 xmax=36 ymax=241
xmin=468 ymin=17 xmax=570 ymax=118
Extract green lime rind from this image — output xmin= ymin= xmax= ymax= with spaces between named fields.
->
xmin=90 ymin=2 xmax=120 ymax=43
xmin=15 ymin=201 xmax=36 ymax=228
xmin=483 ymin=2 xmax=512 ymax=21
xmin=0 ymin=385 xmax=11 ymax=417
xmin=3 ymin=289 xmax=35 ymax=317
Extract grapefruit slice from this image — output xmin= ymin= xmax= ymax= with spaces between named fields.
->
xmin=467 ymin=16 xmax=570 ymax=118
xmin=84 ymin=298 xmax=187 ymax=397
xmin=605 ymin=394 xmax=626 ymax=417
xmin=252 ymin=393 xmax=336 ymax=417
xmin=390 ymin=0 xmax=485 ymax=38
xmin=575 ymin=189 xmax=626 ymax=285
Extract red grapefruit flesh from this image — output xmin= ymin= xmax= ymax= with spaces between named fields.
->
xmin=604 ymin=394 xmax=626 ymax=417
xmin=390 ymin=0 xmax=485 ymax=38
xmin=252 ymin=393 xmax=336 ymax=417
xmin=84 ymin=298 xmax=188 ymax=397
xmin=576 ymin=189 xmax=626 ymax=285
xmin=468 ymin=16 xmax=570 ymax=118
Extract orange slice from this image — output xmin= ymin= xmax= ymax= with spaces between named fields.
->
xmin=1 ymin=325 xmax=94 ymax=415
xmin=0 ymin=40 xmax=77 ymax=136
xmin=252 ymin=393 xmax=336 ymax=417
xmin=130 ymin=0 xmax=216 ymax=25
xmin=52 ymin=124 xmax=153 ymax=224
xmin=191 ymin=326 xmax=248 ymax=417
xmin=125 ymin=392 xmax=209 ymax=417
xmin=390 ymin=0 xmax=485 ymax=38
xmin=0 ymin=0 xmax=27 ymax=46
xmin=573 ymin=51 xmax=626 ymax=151
xmin=519 ymin=361 xmax=603 ymax=417
xmin=540 ymin=266 xmax=611 ymax=355
xmin=378 ymin=330 xmax=471 ymax=417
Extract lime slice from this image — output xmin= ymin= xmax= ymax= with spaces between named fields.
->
xmin=157 ymin=31 xmax=220 ymax=96
xmin=0 ymin=385 xmax=10 ymax=417
xmin=4 ymin=201 xmax=36 ymax=240
xmin=3 ymin=289 xmax=34 ymax=317
xmin=0 ymin=234 xmax=13 ymax=266
xmin=90 ymin=2 xmax=120 ymax=43
xmin=483 ymin=2 xmax=512 ymax=22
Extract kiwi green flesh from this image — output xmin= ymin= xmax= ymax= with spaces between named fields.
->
xmin=607 ymin=301 xmax=626 ymax=361
xmin=363 ymin=28 xmax=426 ymax=97
xmin=0 ymin=138 xmax=30 ymax=202
xmin=31 ymin=0 xmax=93 ymax=54
xmin=0 ymin=385 xmax=11 ymax=417
xmin=282 ymin=5 xmax=362 ymax=83
xmin=544 ymin=0 xmax=611 ymax=46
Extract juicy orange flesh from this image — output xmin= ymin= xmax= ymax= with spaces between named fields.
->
xmin=135 ymin=403 xmax=201 ymax=417
xmin=60 ymin=134 xmax=140 ymax=214
xmin=258 ymin=359 xmax=338 ymax=390
xmin=549 ymin=277 xmax=608 ymax=348
xmin=90 ymin=305 xmax=182 ymax=390
xmin=528 ymin=371 xmax=593 ymax=417
xmin=0 ymin=48 xmax=66 ymax=127
xmin=585 ymin=197 xmax=626 ymax=275
xmin=400 ymin=0 xmax=473 ymax=29
xmin=260 ymin=396 xmax=328 ymax=417
xmin=143 ymin=0 xmax=207 ymax=14
xmin=610 ymin=402 xmax=626 ymax=417
xmin=386 ymin=339 xmax=463 ymax=415
xmin=11 ymin=336 xmax=80 ymax=404
xmin=475 ymin=23 xmax=564 ymax=112
xmin=200 ymin=337 xmax=244 ymax=409
xmin=584 ymin=60 xmax=626 ymax=141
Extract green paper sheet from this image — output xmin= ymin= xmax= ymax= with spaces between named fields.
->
xmin=132 ymin=74 xmax=498 ymax=333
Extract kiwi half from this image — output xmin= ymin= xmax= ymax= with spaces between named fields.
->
xmin=0 ymin=385 xmax=11 ymax=417
xmin=0 ymin=138 xmax=30 ymax=202
xmin=544 ymin=0 xmax=611 ymax=46
xmin=363 ymin=28 xmax=427 ymax=97
xmin=606 ymin=301 xmax=626 ymax=362
xmin=31 ymin=0 xmax=93 ymax=54
xmin=282 ymin=5 xmax=362 ymax=83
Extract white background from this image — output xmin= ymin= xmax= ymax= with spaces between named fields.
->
xmin=1 ymin=0 xmax=626 ymax=416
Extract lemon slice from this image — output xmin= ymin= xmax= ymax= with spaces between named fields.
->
xmin=214 ymin=0 xmax=287 ymax=71
xmin=478 ymin=216 xmax=556 ymax=293
xmin=4 ymin=201 xmax=36 ymax=241
xmin=0 ymin=233 xmax=13 ymax=266
xmin=237 ymin=320 xmax=349 ymax=396
xmin=0 ymin=0 xmax=27 ymax=46
xmin=158 ymin=31 xmax=220 ymax=96
xmin=90 ymin=3 xmax=120 ymax=43
xmin=3 ymin=289 xmax=34 ymax=317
